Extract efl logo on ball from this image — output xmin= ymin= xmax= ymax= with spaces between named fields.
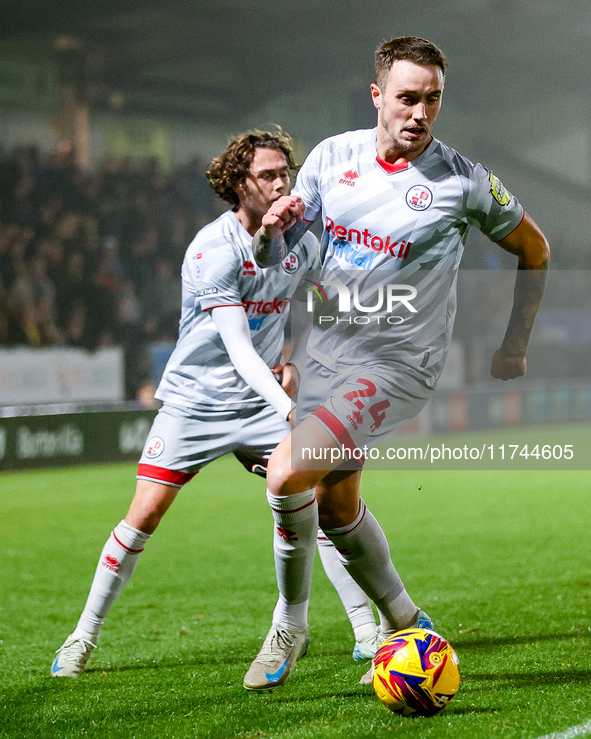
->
xmin=145 ymin=436 xmax=165 ymax=459
xmin=372 ymin=628 xmax=460 ymax=717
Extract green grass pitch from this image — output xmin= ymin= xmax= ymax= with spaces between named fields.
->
xmin=1 ymin=429 xmax=590 ymax=739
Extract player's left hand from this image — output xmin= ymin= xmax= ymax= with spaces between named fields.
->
xmin=490 ymin=349 xmax=527 ymax=380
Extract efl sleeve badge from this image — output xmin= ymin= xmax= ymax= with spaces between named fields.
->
xmin=489 ymin=171 xmax=511 ymax=206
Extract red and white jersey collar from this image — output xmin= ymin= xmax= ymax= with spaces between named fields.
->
xmin=373 ymin=133 xmax=437 ymax=175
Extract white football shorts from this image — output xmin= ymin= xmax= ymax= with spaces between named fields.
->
xmin=137 ymin=402 xmax=290 ymax=487
xmin=296 ymin=355 xmax=432 ymax=468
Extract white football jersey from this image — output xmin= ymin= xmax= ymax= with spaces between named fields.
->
xmin=156 ymin=210 xmax=319 ymax=411
xmin=292 ymin=128 xmax=523 ymax=387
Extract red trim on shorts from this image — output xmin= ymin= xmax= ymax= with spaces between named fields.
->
xmin=112 ymin=531 xmax=144 ymax=554
xmin=312 ymin=405 xmax=365 ymax=468
xmin=375 ymin=154 xmax=409 ymax=174
xmin=137 ymin=463 xmax=196 ymax=487
xmin=249 ymin=458 xmax=268 ymax=474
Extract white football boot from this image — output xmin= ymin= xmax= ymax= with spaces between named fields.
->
xmin=359 ymin=609 xmax=434 ymax=685
xmin=51 ymin=634 xmax=97 ymax=677
xmin=352 ymin=628 xmax=383 ymax=661
xmin=243 ymin=623 xmax=310 ymax=691
xmin=352 ymin=626 xmax=387 ymax=661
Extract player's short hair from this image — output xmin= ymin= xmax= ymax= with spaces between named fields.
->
xmin=206 ymin=128 xmax=298 ymax=209
xmin=374 ymin=36 xmax=447 ymax=89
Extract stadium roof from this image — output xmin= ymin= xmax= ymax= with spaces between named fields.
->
xmin=1 ymin=0 xmax=590 ymax=126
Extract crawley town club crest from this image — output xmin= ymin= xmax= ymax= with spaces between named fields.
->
xmin=406 ymin=185 xmax=433 ymax=211
xmin=145 ymin=436 xmax=164 ymax=459
xmin=282 ymin=252 xmax=300 ymax=273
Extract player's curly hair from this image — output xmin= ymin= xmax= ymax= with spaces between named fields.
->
xmin=375 ymin=36 xmax=448 ymax=89
xmin=206 ymin=127 xmax=298 ymax=209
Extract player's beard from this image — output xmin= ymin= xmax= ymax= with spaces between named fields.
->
xmin=381 ymin=119 xmax=430 ymax=155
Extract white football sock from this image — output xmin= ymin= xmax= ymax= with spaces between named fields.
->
xmin=322 ymin=500 xmax=417 ymax=633
xmin=267 ymin=488 xmax=317 ymax=632
xmin=316 ymin=530 xmax=377 ymax=640
xmin=271 ymin=594 xmax=309 ymax=634
xmin=75 ymin=520 xmax=151 ymax=639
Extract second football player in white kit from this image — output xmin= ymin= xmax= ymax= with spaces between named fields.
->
xmin=51 ymin=129 xmax=381 ymax=678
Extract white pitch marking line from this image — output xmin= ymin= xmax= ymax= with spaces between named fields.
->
xmin=535 ymin=719 xmax=591 ymax=739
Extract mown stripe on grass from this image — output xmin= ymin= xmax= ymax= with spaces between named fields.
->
xmin=536 ymin=719 xmax=591 ymax=739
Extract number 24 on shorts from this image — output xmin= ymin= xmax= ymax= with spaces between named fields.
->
xmin=343 ymin=379 xmax=392 ymax=433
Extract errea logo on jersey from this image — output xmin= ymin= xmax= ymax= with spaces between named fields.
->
xmin=339 ymin=170 xmax=359 ymax=187
xmin=243 ymin=261 xmax=256 ymax=276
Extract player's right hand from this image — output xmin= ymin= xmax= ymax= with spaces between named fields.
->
xmin=490 ymin=349 xmax=527 ymax=380
xmin=261 ymin=196 xmax=305 ymax=239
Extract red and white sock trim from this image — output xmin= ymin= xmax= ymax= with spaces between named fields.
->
xmin=112 ymin=531 xmax=144 ymax=554
xmin=266 ymin=488 xmax=317 ymax=525
xmin=322 ymin=499 xmax=367 ymax=539
xmin=316 ymin=528 xmax=332 ymax=547
xmin=113 ymin=520 xmax=151 ymax=553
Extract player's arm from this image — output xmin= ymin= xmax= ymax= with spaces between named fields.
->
xmin=211 ymin=305 xmax=293 ymax=422
xmin=252 ymin=196 xmax=311 ymax=268
xmin=491 ymin=212 xmax=550 ymax=380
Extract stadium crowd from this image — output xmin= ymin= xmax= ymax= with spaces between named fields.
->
xmin=0 ymin=144 xmax=587 ymax=401
xmin=0 ymin=145 xmax=218 ymax=399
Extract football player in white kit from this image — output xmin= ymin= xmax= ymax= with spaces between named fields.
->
xmin=244 ymin=37 xmax=550 ymax=690
xmin=51 ymin=129 xmax=380 ymax=677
